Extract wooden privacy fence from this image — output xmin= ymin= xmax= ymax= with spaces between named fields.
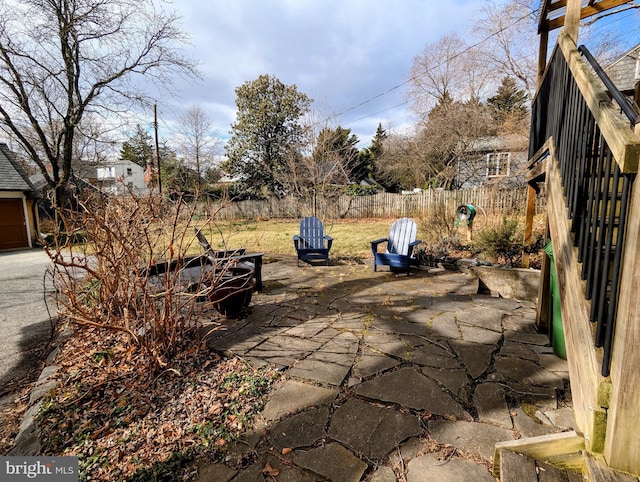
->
xmin=208 ymin=187 xmax=546 ymax=220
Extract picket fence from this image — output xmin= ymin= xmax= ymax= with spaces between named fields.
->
xmin=207 ymin=187 xmax=546 ymax=220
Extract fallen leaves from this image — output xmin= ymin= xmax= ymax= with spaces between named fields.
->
xmin=262 ymin=462 xmax=280 ymax=477
xmin=36 ymin=326 xmax=280 ymax=481
xmin=0 ymin=339 xmax=51 ymax=455
xmin=207 ymin=402 xmax=223 ymax=418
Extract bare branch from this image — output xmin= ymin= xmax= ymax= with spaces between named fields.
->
xmin=0 ymin=0 xmax=199 ymax=205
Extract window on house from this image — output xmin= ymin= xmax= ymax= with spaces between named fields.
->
xmin=486 ymin=152 xmax=510 ymax=177
xmin=126 ymin=168 xmax=132 ymax=176
xmin=97 ymin=167 xmax=116 ymax=179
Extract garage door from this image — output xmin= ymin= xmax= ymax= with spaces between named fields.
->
xmin=0 ymin=198 xmax=29 ymax=249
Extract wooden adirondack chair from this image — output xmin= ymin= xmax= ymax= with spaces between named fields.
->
xmin=371 ymin=217 xmax=422 ymax=274
xmin=293 ymin=216 xmax=333 ymax=266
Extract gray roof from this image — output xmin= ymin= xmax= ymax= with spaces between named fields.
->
xmin=605 ymin=44 xmax=640 ymax=93
xmin=467 ymin=134 xmax=528 ymax=153
xmin=0 ymin=143 xmax=36 ymax=193
xmin=30 ymin=171 xmax=104 ymax=196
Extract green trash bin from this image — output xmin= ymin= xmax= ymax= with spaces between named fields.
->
xmin=544 ymin=241 xmax=567 ymax=359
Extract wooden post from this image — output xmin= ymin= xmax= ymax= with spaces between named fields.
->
xmin=604 ymin=157 xmax=640 ymax=473
xmin=521 ymin=184 xmax=537 ymax=268
xmin=564 ymin=0 xmax=582 ymax=43
xmin=154 ymin=103 xmax=162 ymax=195
xmin=537 ymin=29 xmax=549 ymax=90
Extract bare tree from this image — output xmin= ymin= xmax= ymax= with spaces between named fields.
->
xmin=70 ymin=117 xmax=117 ymax=179
xmin=422 ymin=100 xmax=495 ymax=189
xmin=376 ymin=97 xmax=497 ymax=191
xmin=283 ymin=111 xmax=358 ymax=217
xmin=580 ymin=5 xmax=640 ymax=65
xmin=471 ymin=0 xmax=538 ymax=101
xmin=408 ymin=33 xmax=492 ymax=119
xmin=0 ymin=0 xmax=198 ymax=208
xmin=472 ymin=0 xmax=639 ymax=92
xmin=176 ymin=105 xmax=221 ymax=190
xmin=403 ymin=2 xmax=535 ymax=192
xmin=374 ymin=129 xmax=430 ymax=191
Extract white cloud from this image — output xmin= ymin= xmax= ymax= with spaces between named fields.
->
xmin=158 ymin=0 xmax=493 ymax=147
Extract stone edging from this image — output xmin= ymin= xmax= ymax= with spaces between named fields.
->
xmin=8 ymin=327 xmax=72 ymax=456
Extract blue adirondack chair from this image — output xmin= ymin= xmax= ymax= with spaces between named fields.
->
xmin=371 ymin=217 xmax=422 ymax=274
xmin=293 ymin=216 xmax=333 ymax=266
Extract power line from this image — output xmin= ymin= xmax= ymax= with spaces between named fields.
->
xmin=332 ymin=4 xmax=638 ymax=131
xmin=223 ymin=7 xmax=539 ymax=157
xmin=161 ymin=7 xmax=539 ymax=156
xmin=343 ymin=101 xmax=410 ymax=127
xmin=325 ymin=8 xmax=538 ymax=125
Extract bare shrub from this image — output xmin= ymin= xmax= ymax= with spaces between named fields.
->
xmin=416 ymin=203 xmax=465 ymax=261
xmin=46 ymin=193 xmax=243 ymax=373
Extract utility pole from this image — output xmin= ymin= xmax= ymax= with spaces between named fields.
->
xmin=154 ymin=103 xmax=162 ymax=195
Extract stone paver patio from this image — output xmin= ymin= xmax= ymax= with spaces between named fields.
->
xmin=197 ymin=255 xmax=575 ymax=481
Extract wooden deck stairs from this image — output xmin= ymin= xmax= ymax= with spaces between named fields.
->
xmin=500 ymin=1 xmax=640 ymax=480
xmin=494 ymin=432 xmax=639 ymax=481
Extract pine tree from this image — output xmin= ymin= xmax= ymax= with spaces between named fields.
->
xmin=370 ymin=123 xmax=387 ymax=159
xmin=313 ymin=126 xmax=361 ymax=182
xmin=120 ymin=125 xmax=154 ymax=168
xmin=487 ymin=77 xmax=528 ymax=125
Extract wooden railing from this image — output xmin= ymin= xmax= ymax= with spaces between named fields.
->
xmin=532 ymin=34 xmax=637 ymax=378
xmin=529 ymin=30 xmax=640 ymax=473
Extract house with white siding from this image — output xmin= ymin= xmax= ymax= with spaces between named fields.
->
xmin=93 ymin=160 xmax=148 ymax=196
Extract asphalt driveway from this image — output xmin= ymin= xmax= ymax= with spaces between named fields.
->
xmin=0 ymin=249 xmax=56 ymax=390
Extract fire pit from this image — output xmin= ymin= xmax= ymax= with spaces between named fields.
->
xmin=206 ymin=264 xmax=254 ymax=318
xmin=145 ymin=255 xmax=255 ymax=319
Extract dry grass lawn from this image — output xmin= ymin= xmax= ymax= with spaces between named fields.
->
xmin=194 ymin=218 xmax=401 ymax=260
xmin=193 ymin=214 xmax=545 ymax=264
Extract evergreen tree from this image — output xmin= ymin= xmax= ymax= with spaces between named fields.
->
xmin=313 ymin=126 xmax=361 ymax=182
xmin=161 ymin=153 xmax=200 ymax=194
xmin=487 ymin=77 xmax=528 ymax=126
xmin=120 ymin=125 xmax=154 ymax=168
xmin=225 ymin=74 xmax=311 ymax=198
xmin=356 ymin=149 xmax=374 ymax=181
xmin=367 ymin=123 xmax=388 ymax=184
xmin=427 ymin=90 xmax=455 ymax=120
xmin=370 ymin=123 xmax=387 ymax=159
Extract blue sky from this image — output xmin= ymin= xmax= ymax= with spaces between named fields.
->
xmin=149 ymin=0 xmax=639 ymax=150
